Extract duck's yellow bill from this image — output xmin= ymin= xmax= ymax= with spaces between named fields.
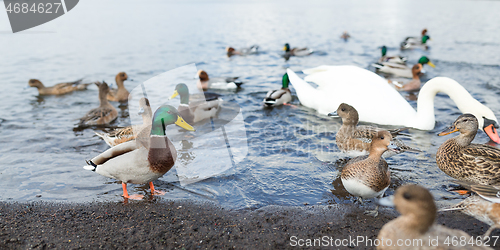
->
xmin=438 ymin=126 xmax=458 ymax=136
xmin=427 ymin=61 xmax=436 ymax=68
xmin=283 ymin=46 xmax=287 ymax=51
xmin=484 ymin=124 xmax=500 ymax=144
xmin=169 ymin=90 xmax=179 ymax=100
xmin=175 ymin=116 xmax=195 ymax=131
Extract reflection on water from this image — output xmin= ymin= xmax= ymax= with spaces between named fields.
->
xmin=0 ymin=0 xmax=500 ymax=209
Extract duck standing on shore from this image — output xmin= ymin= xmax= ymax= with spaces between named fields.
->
xmin=84 ymin=105 xmax=195 ymax=200
xmin=340 ymin=130 xmax=400 ymax=217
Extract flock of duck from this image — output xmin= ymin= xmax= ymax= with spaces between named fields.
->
xmin=27 ymin=28 xmax=500 ymax=248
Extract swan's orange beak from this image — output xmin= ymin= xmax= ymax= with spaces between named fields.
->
xmin=484 ymin=124 xmax=500 ymax=144
xmin=438 ymin=126 xmax=458 ymax=136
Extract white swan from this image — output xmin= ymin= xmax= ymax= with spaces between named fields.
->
xmin=286 ymin=65 xmax=500 ymax=143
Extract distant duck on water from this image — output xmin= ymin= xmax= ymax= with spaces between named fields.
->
xmin=28 ymin=78 xmax=92 ymax=95
xmin=79 ymin=82 xmax=118 ymax=126
xmin=197 ymin=70 xmax=243 ymax=91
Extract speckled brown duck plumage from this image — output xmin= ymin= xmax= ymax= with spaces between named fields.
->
xmin=341 ymin=130 xmax=399 ymax=217
xmin=329 ymin=103 xmax=415 ymax=156
xmin=436 ymin=114 xmax=500 ymax=185
xmin=79 ymin=82 xmax=118 ymax=126
xmin=440 ymin=180 xmax=500 ymax=238
xmin=95 ymin=97 xmax=152 ymax=146
xmin=107 ymin=72 xmax=130 ymax=102
xmin=377 ymin=185 xmax=491 ymax=249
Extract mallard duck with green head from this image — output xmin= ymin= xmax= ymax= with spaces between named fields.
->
xmin=283 ymin=43 xmax=313 ymax=60
xmin=170 ymin=83 xmax=223 ymax=124
xmin=373 ymin=56 xmax=435 ymax=78
xmin=263 ymin=73 xmax=292 ymax=107
xmin=83 ymin=105 xmax=195 ymax=200
xmin=401 ymin=29 xmax=431 ymax=50
xmin=378 ymin=45 xmax=407 ymax=65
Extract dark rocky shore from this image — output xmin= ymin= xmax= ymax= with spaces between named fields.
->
xmin=0 ymin=200 xmax=498 ymax=249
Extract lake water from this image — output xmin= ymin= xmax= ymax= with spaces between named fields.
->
xmin=1 ymin=0 xmax=500 ymax=209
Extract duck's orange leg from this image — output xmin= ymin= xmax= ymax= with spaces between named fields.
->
xmin=122 ymin=182 xmax=143 ymax=200
xmin=452 ymin=190 xmax=470 ymax=195
xmin=150 ymin=182 xmax=166 ymax=196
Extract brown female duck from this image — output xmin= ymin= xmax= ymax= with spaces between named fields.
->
xmin=79 ymin=82 xmax=118 ymax=126
xmin=107 ymin=72 xmax=130 ymax=102
xmin=377 ymin=184 xmax=491 ymax=249
xmin=95 ymin=97 xmax=152 ymax=146
xmin=437 ymin=114 xmax=500 ymax=185
xmin=341 ymin=130 xmax=400 ymax=217
xmin=329 ymin=103 xmax=415 ymax=156
xmin=28 ymin=78 xmax=91 ymax=95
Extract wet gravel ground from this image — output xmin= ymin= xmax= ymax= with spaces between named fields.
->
xmin=1 ymin=200 xmax=498 ymax=249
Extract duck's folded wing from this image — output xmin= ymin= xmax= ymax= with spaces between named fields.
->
xmin=91 ymin=140 xmax=139 ymax=165
xmin=463 ymin=144 xmax=500 ymax=169
xmin=352 ymin=125 xmax=379 ymax=140
xmin=80 ymin=107 xmax=115 ymax=124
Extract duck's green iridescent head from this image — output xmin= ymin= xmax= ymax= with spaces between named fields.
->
xmin=381 ymin=46 xmax=387 ymax=56
xmin=170 ymin=83 xmax=190 ymax=104
xmin=283 ymin=43 xmax=290 ymax=52
xmin=282 ymin=73 xmax=290 ymax=89
xmin=418 ymin=56 xmax=435 ymax=68
xmin=422 ymin=35 xmax=430 ymax=44
xmin=151 ymin=105 xmax=194 ymax=135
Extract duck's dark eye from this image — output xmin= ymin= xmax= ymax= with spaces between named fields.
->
xmin=380 ymin=136 xmax=384 ymax=140
xmin=403 ymin=192 xmax=411 ymax=200
xmin=341 ymin=108 xmax=345 ymax=111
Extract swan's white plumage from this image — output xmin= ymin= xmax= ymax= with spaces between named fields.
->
xmin=287 ymin=65 xmax=498 ymax=131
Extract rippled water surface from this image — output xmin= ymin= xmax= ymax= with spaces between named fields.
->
xmin=1 ymin=0 xmax=500 ymax=209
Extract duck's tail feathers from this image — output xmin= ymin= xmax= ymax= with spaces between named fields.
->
xmin=372 ymin=63 xmax=384 ymax=69
xmin=389 ymin=127 xmax=411 ymax=137
xmin=392 ymin=138 xmax=421 ymax=153
xmin=233 ymin=80 xmax=244 ymax=87
xmin=83 ymin=160 xmax=97 ymax=171
xmin=264 ymin=98 xmax=277 ymax=106
xmin=94 ymin=131 xmax=106 ymax=139
xmin=438 ymin=206 xmax=464 ymax=212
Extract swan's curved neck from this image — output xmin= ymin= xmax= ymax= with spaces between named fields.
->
xmin=415 ymin=77 xmax=478 ymax=130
